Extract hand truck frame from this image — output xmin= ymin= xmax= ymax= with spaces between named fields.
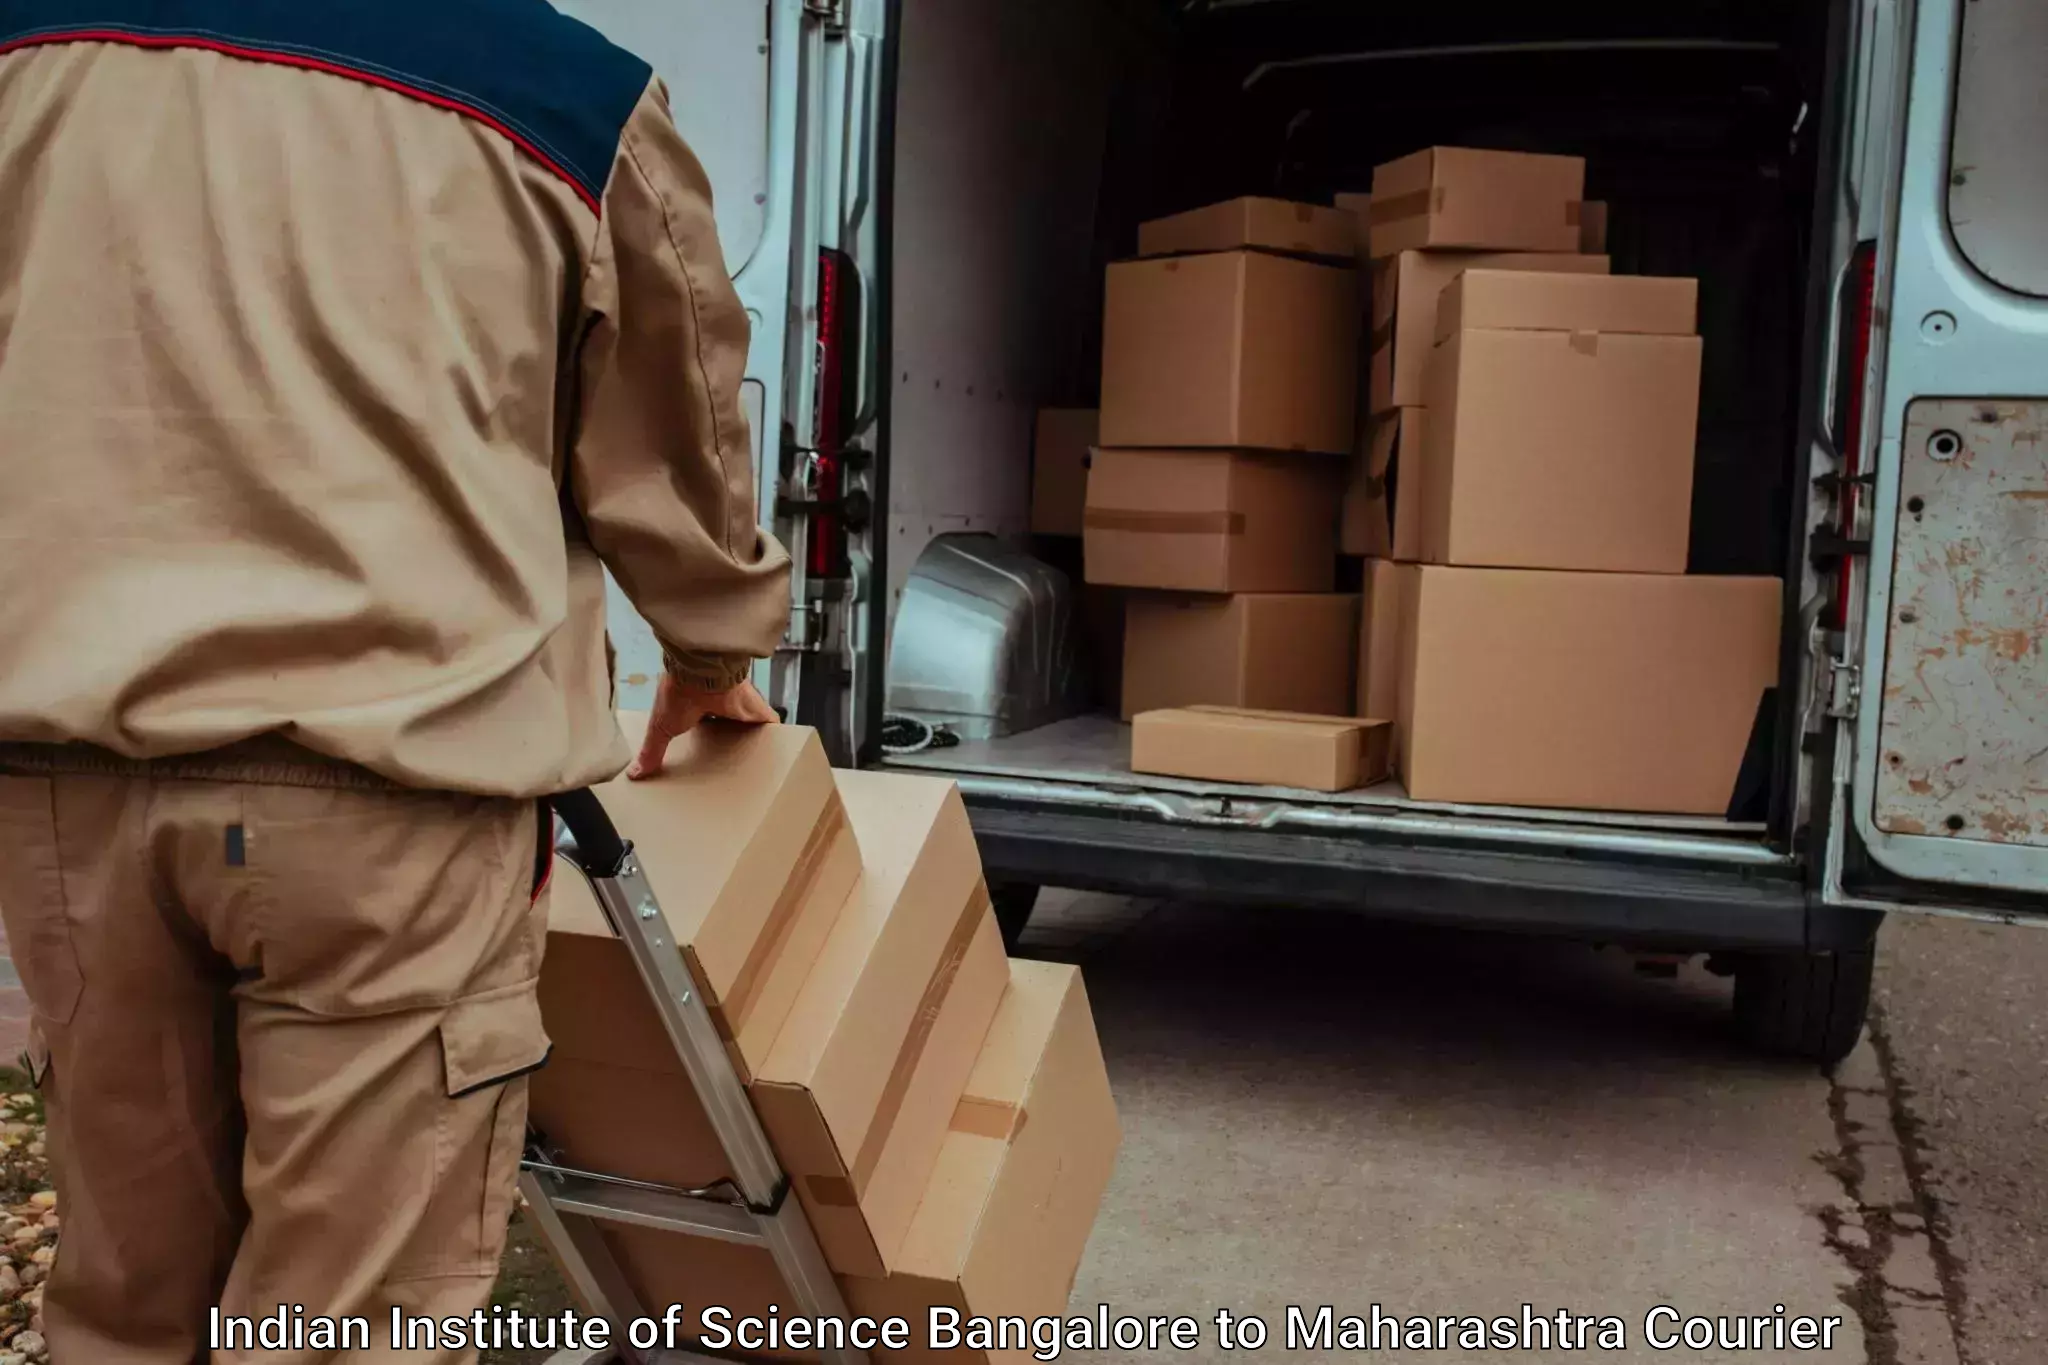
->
xmin=518 ymin=789 xmax=869 ymax=1365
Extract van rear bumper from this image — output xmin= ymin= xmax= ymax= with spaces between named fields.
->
xmin=963 ymin=798 xmax=1880 ymax=954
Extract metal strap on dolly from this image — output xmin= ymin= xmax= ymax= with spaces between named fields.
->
xmin=521 ymin=789 xmax=869 ymax=1365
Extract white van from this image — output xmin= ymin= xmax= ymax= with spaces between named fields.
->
xmin=559 ymin=0 xmax=2047 ymax=1066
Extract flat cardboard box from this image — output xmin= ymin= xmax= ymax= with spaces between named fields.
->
xmin=1396 ymin=567 xmax=1782 ymax=814
xmin=1029 ymin=409 xmax=1098 ymax=537
xmin=1579 ymin=200 xmax=1609 ymax=253
xmin=1342 ymin=409 xmax=1427 ymax=560
xmin=1131 ymin=706 xmax=1391 ymax=792
xmin=1434 ymin=269 xmax=1696 ymax=341
xmin=1122 ymin=592 xmax=1359 ymax=721
xmin=1368 ymin=146 xmax=1586 ymax=258
xmin=1422 ymin=274 xmax=1703 ymax=574
xmin=584 ymin=959 xmax=1122 ymax=1365
xmin=754 ymin=769 xmax=1010 ymax=1276
xmin=1369 ymin=250 xmax=1609 ymax=414
xmin=1356 ymin=559 xmax=1415 ymax=754
xmin=1086 ymin=448 xmax=1338 ymax=593
xmin=1137 ymin=196 xmax=1357 ymax=262
xmin=1101 ymin=250 xmax=1359 ymax=454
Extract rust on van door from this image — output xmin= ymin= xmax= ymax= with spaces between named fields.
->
xmin=1874 ymin=399 xmax=2048 ymax=845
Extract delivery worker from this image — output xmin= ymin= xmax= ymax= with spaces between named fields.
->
xmin=0 ymin=1 xmax=791 ymax=1360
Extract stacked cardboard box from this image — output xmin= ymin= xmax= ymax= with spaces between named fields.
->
xmin=1089 ymin=196 xmax=1364 ymax=719
xmin=1343 ymin=147 xmax=1610 ymax=566
xmin=532 ymin=715 xmax=1122 ymax=1354
xmin=1341 ymin=151 xmax=1782 ymax=815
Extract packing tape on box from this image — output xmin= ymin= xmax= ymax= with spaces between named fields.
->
xmin=1084 ymin=509 xmax=1247 ymax=536
xmin=849 ymin=880 xmax=996 ymax=1193
xmin=715 ymin=800 xmax=851 ymax=1041
xmin=949 ymin=1096 xmax=1025 ymax=1142
xmin=1367 ymin=186 xmax=1445 ymax=225
xmin=1570 ymin=330 xmax=1599 ymax=356
xmin=1369 ymin=187 xmax=1585 ymax=227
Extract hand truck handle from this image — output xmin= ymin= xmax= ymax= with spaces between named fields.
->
xmin=548 ymin=789 xmax=632 ymax=879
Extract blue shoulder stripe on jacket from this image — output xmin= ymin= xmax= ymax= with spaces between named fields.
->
xmin=0 ymin=0 xmax=653 ymax=211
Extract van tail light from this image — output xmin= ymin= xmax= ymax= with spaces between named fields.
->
xmin=1826 ymin=240 xmax=1878 ymax=632
xmin=808 ymin=247 xmax=862 ymax=578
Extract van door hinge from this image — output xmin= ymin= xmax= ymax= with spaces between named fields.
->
xmin=802 ymin=0 xmax=845 ymax=29
xmin=1826 ymin=658 xmax=1862 ymax=720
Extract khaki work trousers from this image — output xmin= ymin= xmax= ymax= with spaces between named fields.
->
xmin=0 ymin=741 xmax=555 ymax=1364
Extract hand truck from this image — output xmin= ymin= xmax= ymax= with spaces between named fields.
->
xmin=518 ymin=789 xmax=869 ymax=1365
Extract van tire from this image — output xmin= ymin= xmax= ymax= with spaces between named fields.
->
xmin=1731 ymin=945 xmax=1875 ymax=1069
xmin=990 ymin=882 xmax=1040 ymax=953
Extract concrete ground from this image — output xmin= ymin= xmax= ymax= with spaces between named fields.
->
xmin=1001 ymin=892 xmax=2042 ymax=1365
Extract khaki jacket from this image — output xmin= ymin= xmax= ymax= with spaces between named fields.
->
xmin=0 ymin=8 xmax=792 ymax=798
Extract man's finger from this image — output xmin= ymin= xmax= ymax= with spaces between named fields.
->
xmin=724 ymin=683 xmax=779 ymax=724
xmin=626 ymin=717 xmax=682 ymax=780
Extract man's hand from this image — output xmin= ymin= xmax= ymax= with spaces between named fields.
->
xmin=627 ymin=674 xmax=779 ymax=780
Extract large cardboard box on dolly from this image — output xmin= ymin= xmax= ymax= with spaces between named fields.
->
xmin=1369 ymin=250 xmax=1609 ymax=414
xmin=1395 ymin=566 xmax=1782 ymax=814
xmin=1029 ymin=408 xmax=1098 ymax=537
xmin=1341 ymin=409 xmax=1427 ymax=560
xmin=1137 ymin=195 xmax=1357 ymax=262
xmin=752 ymin=769 xmax=1009 ymax=1277
xmin=1121 ymin=592 xmax=1358 ymax=721
xmin=1132 ymin=706 xmax=1391 ymax=793
xmin=1100 ymin=250 xmax=1359 ymax=454
xmin=533 ymin=714 xmax=859 ymax=1093
xmin=531 ymin=746 xmax=1008 ymax=1279
xmin=1422 ymin=269 xmax=1703 ymax=575
xmin=1367 ymin=146 xmax=1586 ymax=258
xmin=1087 ymin=447 xmax=1338 ymax=594
xmin=591 ymin=958 xmax=1122 ymax=1365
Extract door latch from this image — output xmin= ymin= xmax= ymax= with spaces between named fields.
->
xmin=1826 ymin=658 xmax=1862 ymax=720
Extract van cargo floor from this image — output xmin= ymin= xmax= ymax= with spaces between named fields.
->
xmin=878 ymin=715 xmax=1763 ymax=838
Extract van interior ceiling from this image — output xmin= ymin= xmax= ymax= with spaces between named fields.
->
xmin=878 ymin=0 xmax=1841 ymax=837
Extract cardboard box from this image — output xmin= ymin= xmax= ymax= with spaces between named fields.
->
xmin=1342 ymin=409 xmax=1427 ymax=560
xmin=1368 ymin=146 xmax=1586 ymax=258
xmin=1101 ymin=251 xmax=1359 ymax=454
xmin=1137 ymin=196 xmax=1357 ymax=262
xmin=1030 ymin=409 xmax=1098 ymax=537
xmin=533 ymin=764 xmax=1010 ymax=1282
xmin=1579 ymin=200 xmax=1609 ymax=253
xmin=1356 ymin=558 xmax=1414 ymax=737
xmin=754 ymin=769 xmax=1009 ymax=1276
xmin=1422 ymin=270 xmax=1703 ymax=574
xmin=583 ymin=959 xmax=1122 ymax=1365
xmin=1434 ymin=269 xmax=1696 ymax=340
xmin=537 ymin=716 xmax=859 ymax=1082
xmin=1086 ymin=448 xmax=1338 ymax=594
xmin=1131 ymin=706 xmax=1390 ymax=792
xmin=1396 ymin=567 xmax=1782 ymax=814
xmin=1122 ymin=592 xmax=1358 ymax=721
xmin=1369 ymin=250 xmax=1609 ymax=414
xmin=1333 ymin=192 xmax=1373 ymax=259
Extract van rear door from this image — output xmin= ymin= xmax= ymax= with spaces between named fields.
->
xmin=1829 ymin=0 xmax=2048 ymax=918
xmin=550 ymin=0 xmax=843 ymax=715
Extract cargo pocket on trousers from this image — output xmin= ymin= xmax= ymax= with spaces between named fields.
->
xmin=388 ymin=984 xmax=553 ymax=1282
xmin=0 ymin=778 xmax=83 ymax=1028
